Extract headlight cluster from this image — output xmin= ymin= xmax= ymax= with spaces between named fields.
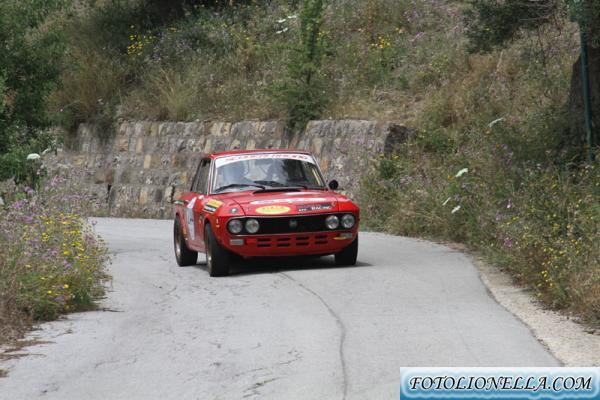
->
xmin=227 ymin=218 xmax=260 ymax=234
xmin=227 ymin=219 xmax=243 ymax=234
xmin=227 ymin=214 xmax=356 ymax=234
xmin=245 ymin=219 xmax=260 ymax=234
xmin=341 ymin=214 xmax=356 ymax=229
xmin=325 ymin=215 xmax=339 ymax=230
xmin=325 ymin=214 xmax=356 ymax=230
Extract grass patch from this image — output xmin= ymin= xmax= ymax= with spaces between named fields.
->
xmin=0 ymin=175 xmax=110 ymax=345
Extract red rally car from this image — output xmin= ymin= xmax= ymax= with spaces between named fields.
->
xmin=173 ymin=150 xmax=360 ymax=277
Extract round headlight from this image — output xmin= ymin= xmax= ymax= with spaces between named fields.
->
xmin=341 ymin=214 xmax=355 ymax=229
xmin=227 ymin=219 xmax=243 ymax=234
xmin=325 ymin=215 xmax=339 ymax=230
xmin=245 ymin=219 xmax=260 ymax=234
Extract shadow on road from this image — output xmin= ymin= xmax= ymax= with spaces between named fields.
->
xmin=189 ymin=255 xmax=372 ymax=276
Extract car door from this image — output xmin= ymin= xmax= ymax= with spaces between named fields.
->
xmin=189 ymin=158 xmax=211 ymax=251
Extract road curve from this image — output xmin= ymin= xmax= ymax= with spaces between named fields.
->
xmin=0 ymin=218 xmax=558 ymax=400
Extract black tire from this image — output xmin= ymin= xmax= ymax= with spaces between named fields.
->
xmin=205 ymin=224 xmax=230 ymax=277
xmin=174 ymin=217 xmax=198 ymax=267
xmin=334 ymin=235 xmax=358 ymax=266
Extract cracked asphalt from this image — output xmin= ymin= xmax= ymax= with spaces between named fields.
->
xmin=0 ymin=218 xmax=558 ymax=400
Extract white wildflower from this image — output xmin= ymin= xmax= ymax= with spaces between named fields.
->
xmin=26 ymin=153 xmax=41 ymax=161
xmin=442 ymin=197 xmax=451 ymax=206
xmin=455 ymin=168 xmax=468 ymax=178
xmin=276 ymin=27 xmax=289 ymax=34
xmin=451 ymin=205 xmax=461 ymax=214
xmin=277 ymin=18 xmax=286 ymax=23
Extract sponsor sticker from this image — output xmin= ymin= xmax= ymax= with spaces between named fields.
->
xmin=400 ymin=368 xmax=600 ymax=400
xmin=204 ymin=199 xmax=223 ymax=214
xmin=250 ymin=197 xmax=328 ymax=205
xmin=255 ymin=205 xmax=291 ymax=215
xmin=297 ymin=203 xmax=333 ymax=212
xmin=186 ymin=197 xmax=197 ymax=241
xmin=215 ymin=153 xmax=315 ymax=167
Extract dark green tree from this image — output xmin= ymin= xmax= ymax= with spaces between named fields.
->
xmin=0 ymin=0 xmax=66 ymax=182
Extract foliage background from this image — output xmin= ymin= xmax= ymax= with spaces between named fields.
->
xmin=0 ymin=0 xmax=598 ymax=326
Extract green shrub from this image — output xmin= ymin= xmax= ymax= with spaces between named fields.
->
xmin=0 ymin=130 xmax=57 ymax=185
xmin=269 ymin=0 xmax=329 ymax=131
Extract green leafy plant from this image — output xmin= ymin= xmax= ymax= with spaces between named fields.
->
xmin=271 ymin=0 xmax=328 ymax=131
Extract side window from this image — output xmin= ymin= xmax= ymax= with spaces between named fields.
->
xmin=191 ymin=161 xmax=203 ymax=192
xmin=194 ymin=160 xmax=211 ymax=194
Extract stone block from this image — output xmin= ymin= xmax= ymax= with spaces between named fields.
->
xmin=143 ymin=154 xmax=152 ymax=169
xmin=139 ymin=187 xmax=149 ymax=205
xmin=117 ymin=137 xmax=129 ymax=152
xmin=149 ymin=122 xmax=159 ymax=137
xmin=118 ymin=169 xmax=131 ymax=184
xmin=136 ymin=138 xmax=144 ymax=154
xmin=72 ymin=155 xmax=86 ymax=167
xmin=92 ymin=169 xmax=105 ymax=184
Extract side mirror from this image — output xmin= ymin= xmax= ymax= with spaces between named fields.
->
xmin=328 ymin=179 xmax=339 ymax=190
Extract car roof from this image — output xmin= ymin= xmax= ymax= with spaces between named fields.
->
xmin=208 ymin=149 xmax=312 ymax=159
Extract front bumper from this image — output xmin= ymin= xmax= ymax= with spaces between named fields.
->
xmin=221 ymin=230 xmax=357 ymax=258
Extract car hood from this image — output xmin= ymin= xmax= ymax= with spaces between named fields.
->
xmin=218 ymin=190 xmax=342 ymax=216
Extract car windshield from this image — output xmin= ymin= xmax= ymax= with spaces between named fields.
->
xmin=212 ymin=153 xmax=325 ymax=193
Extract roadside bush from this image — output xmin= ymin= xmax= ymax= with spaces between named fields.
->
xmin=0 ymin=175 xmax=110 ymax=344
xmin=359 ymin=12 xmax=600 ymax=325
xmin=362 ymin=142 xmax=599 ymax=324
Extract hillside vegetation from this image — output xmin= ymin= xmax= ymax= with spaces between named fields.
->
xmin=0 ymin=0 xmax=598 ymax=325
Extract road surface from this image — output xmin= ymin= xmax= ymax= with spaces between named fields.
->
xmin=0 ymin=218 xmax=558 ymax=400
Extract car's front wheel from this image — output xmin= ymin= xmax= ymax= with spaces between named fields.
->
xmin=174 ymin=217 xmax=198 ymax=267
xmin=205 ymin=224 xmax=230 ymax=277
xmin=334 ymin=235 xmax=358 ymax=266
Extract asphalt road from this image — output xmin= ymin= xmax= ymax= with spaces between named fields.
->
xmin=1 ymin=218 xmax=558 ymax=400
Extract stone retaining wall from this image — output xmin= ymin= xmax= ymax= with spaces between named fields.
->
xmin=48 ymin=120 xmax=412 ymax=218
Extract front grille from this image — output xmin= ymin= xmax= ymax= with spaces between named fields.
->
xmin=232 ymin=214 xmax=347 ymax=235
xmin=252 ymin=234 xmax=330 ymax=248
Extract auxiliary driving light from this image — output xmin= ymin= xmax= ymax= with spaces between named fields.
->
xmin=325 ymin=215 xmax=340 ymax=230
xmin=245 ymin=219 xmax=260 ymax=234
xmin=341 ymin=214 xmax=356 ymax=229
xmin=227 ymin=219 xmax=243 ymax=234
